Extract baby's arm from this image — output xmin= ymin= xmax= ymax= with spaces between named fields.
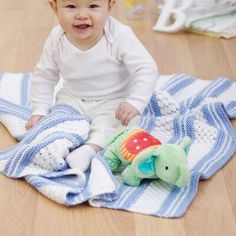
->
xmin=25 ymin=115 xmax=45 ymax=131
xmin=115 ymin=25 xmax=158 ymax=116
xmin=26 ymin=27 xmax=60 ymax=131
xmin=115 ymin=102 xmax=140 ymax=126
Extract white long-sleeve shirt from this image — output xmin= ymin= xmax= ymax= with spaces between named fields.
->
xmin=31 ymin=16 xmax=158 ymax=116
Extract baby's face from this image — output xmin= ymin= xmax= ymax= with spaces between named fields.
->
xmin=50 ymin=0 xmax=114 ymax=48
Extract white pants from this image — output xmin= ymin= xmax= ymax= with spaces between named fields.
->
xmin=56 ymin=89 xmax=128 ymax=148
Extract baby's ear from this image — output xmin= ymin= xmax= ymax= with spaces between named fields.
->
xmin=108 ymin=0 xmax=116 ymax=10
xmin=48 ymin=0 xmax=58 ymax=13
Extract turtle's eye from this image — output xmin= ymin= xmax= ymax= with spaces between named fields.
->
xmin=165 ymin=166 xmax=169 ymax=170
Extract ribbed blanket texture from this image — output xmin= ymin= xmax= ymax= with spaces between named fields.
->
xmin=0 ymin=72 xmax=235 ymax=217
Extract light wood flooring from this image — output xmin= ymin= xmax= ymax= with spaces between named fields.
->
xmin=0 ymin=1 xmax=236 ymax=235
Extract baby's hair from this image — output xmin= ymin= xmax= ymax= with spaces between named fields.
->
xmin=52 ymin=0 xmax=113 ymax=5
xmin=53 ymin=0 xmax=112 ymax=2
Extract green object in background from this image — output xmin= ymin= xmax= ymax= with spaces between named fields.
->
xmin=104 ymin=128 xmax=191 ymax=187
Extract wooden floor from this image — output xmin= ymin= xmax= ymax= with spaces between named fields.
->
xmin=1 ymin=1 xmax=236 ymax=235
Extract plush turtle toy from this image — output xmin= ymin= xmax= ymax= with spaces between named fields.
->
xmin=103 ymin=128 xmax=191 ymax=187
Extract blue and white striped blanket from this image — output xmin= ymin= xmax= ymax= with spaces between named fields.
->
xmin=0 ymin=72 xmax=235 ymax=217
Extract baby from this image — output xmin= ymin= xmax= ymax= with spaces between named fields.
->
xmin=25 ymin=0 xmax=158 ymax=171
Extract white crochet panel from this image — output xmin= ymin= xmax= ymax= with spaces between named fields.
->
xmin=31 ymin=139 xmax=73 ymax=172
xmin=156 ymin=91 xmax=179 ymax=116
xmin=0 ymin=114 xmax=27 ymax=139
xmin=25 ymin=120 xmax=90 ymax=173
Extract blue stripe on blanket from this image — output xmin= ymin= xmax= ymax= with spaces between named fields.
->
xmin=227 ymin=101 xmax=236 ymax=118
xmin=156 ymin=102 xmax=236 ymax=217
xmin=113 ymin=181 xmax=150 ymax=209
xmin=0 ymin=103 xmax=90 ymax=178
xmin=0 ymin=73 xmax=235 ymax=217
xmin=197 ymin=104 xmax=236 ymax=177
xmin=25 ymin=169 xmax=87 ymax=205
xmin=171 ymin=115 xmax=196 ymax=142
xmin=0 ymin=98 xmax=31 ymax=119
xmin=179 ymin=77 xmax=234 ymax=115
xmin=198 ymin=77 xmax=232 ymax=97
xmin=160 ymin=73 xmax=196 ymax=94
xmin=3 ymin=132 xmax=84 ymax=177
xmin=141 ymin=93 xmax=161 ymax=132
xmin=157 ymin=172 xmax=200 ymax=217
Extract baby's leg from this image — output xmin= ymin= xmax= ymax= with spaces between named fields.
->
xmin=65 ymin=98 xmax=141 ymax=172
xmin=56 ymin=89 xmax=97 ymax=171
xmin=66 ymin=119 xmax=122 ymax=172
xmin=67 ymin=99 xmax=125 ymax=171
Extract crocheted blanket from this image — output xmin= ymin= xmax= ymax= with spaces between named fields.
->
xmin=0 ymin=72 xmax=235 ymax=217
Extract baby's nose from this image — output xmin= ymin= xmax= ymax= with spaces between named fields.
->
xmin=75 ymin=9 xmax=89 ymax=20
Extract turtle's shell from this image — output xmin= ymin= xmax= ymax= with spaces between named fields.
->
xmin=120 ymin=129 xmax=161 ymax=162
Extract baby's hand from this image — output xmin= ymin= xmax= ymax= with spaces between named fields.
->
xmin=25 ymin=115 xmax=45 ymax=131
xmin=115 ymin=102 xmax=140 ymax=126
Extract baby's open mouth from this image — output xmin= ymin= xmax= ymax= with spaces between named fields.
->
xmin=74 ymin=24 xmax=90 ymax=29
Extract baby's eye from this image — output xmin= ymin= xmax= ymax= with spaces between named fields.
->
xmin=89 ymin=4 xmax=99 ymax=8
xmin=65 ymin=5 xmax=76 ymax=8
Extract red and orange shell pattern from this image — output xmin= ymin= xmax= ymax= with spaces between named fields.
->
xmin=120 ymin=129 xmax=161 ymax=162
